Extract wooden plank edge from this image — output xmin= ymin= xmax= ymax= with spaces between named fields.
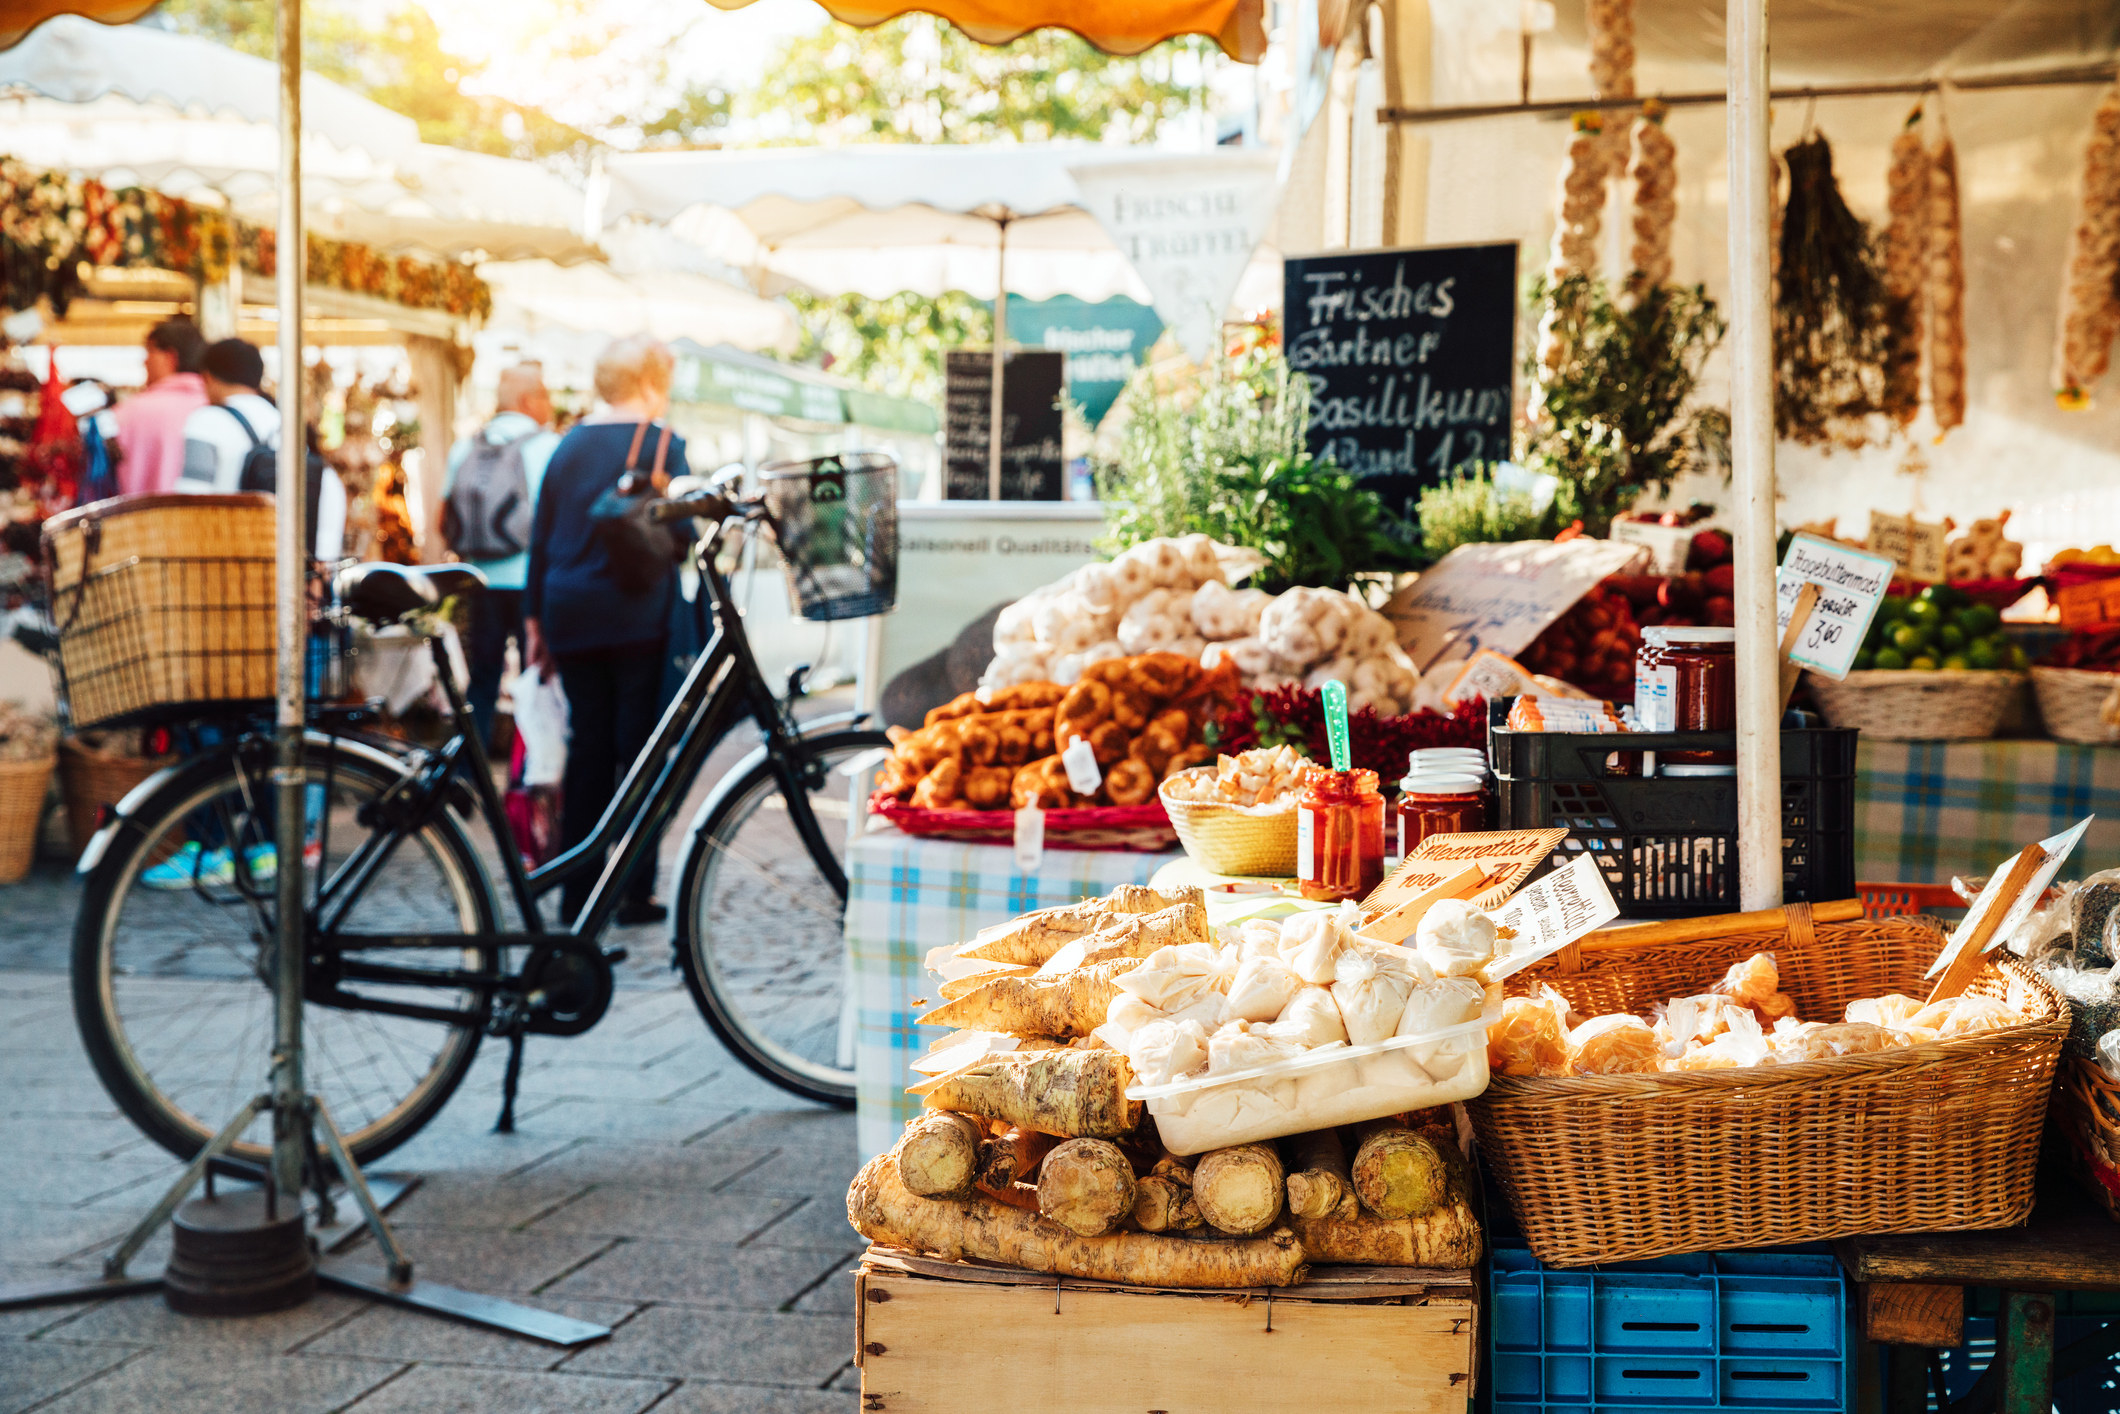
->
xmin=858 ymin=1246 xmax=1475 ymax=1300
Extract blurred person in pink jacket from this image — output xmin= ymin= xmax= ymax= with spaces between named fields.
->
xmin=113 ymin=316 xmax=208 ymax=494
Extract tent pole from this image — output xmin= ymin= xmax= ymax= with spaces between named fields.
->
xmin=1728 ymin=0 xmax=1780 ymax=910
xmin=271 ymin=0 xmax=310 ymax=1198
xmin=988 ymin=215 xmax=1009 ymax=500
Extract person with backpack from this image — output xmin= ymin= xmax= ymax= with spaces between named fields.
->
xmin=178 ymin=338 xmax=348 ymax=563
xmin=438 ymin=362 xmax=559 ymax=748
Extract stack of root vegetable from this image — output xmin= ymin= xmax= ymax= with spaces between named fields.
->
xmin=846 ymin=886 xmax=1485 ymax=1288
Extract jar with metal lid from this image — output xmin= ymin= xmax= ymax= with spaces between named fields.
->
xmin=1296 ymin=765 xmax=1386 ymax=902
xmin=1663 ymin=626 xmax=1737 ymax=766
xmin=1394 ymin=769 xmax=1487 ymax=857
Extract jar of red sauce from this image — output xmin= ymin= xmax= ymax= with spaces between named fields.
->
xmin=1663 ymin=627 xmax=1736 ymax=768
xmin=1395 ymin=770 xmax=1486 ymax=857
xmin=1296 ymin=766 xmax=1386 ymax=902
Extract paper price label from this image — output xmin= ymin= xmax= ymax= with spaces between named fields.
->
xmin=1925 ymin=817 xmax=2089 ymax=979
xmin=1013 ymin=806 xmax=1046 ymax=871
xmin=1484 ymin=854 xmax=1621 ymax=980
xmin=1060 ymin=736 xmax=1103 ymax=795
xmin=1776 ymin=533 xmax=1895 ymax=680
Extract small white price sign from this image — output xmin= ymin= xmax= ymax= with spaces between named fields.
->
xmin=1775 ymin=533 xmax=1896 ymax=680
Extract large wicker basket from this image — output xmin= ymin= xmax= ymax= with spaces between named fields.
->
xmin=2030 ymin=667 xmax=2120 ymax=745
xmin=1468 ymin=912 xmax=2067 ymax=1266
xmin=0 ymin=755 xmax=55 ymax=883
xmin=2054 ymin=1056 xmax=2120 ymax=1221
xmin=1807 ymin=668 xmax=2025 ymax=741
xmin=43 ymin=494 xmax=276 ymax=730
xmin=1158 ymin=770 xmax=1298 ymax=877
xmin=58 ymin=734 xmax=175 ymax=855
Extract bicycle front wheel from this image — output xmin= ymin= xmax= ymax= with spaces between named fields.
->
xmin=674 ymin=729 xmax=886 ymax=1107
xmin=72 ymin=739 xmax=500 ymax=1166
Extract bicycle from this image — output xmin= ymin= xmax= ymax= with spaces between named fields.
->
xmin=66 ymin=454 xmax=898 ymax=1169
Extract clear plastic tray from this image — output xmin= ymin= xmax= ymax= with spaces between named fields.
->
xmin=1124 ymin=1017 xmax=1493 ymax=1156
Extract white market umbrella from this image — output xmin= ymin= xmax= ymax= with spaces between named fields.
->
xmin=480 ymin=258 xmax=799 ymax=354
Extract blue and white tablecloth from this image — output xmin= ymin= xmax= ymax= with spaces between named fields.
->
xmin=845 ymin=824 xmax=1178 ymax=1159
xmin=1855 ymin=740 xmax=2120 ymax=884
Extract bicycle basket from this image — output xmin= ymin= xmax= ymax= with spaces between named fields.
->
xmin=760 ymin=453 xmax=898 ymax=622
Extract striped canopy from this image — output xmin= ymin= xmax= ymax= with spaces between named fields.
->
xmin=702 ymin=0 xmax=1264 ymax=60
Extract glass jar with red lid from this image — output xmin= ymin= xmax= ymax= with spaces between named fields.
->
xmin=1296 ymin=765 xmax=1386 ymax=902
xmin=1395 ymin=769 xmax=1487 ymax=857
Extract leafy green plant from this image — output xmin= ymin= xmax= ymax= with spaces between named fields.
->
xmin=1523 ymin=274 xmax=1728 ymax=536
xmin=1416 ymin=467 xmax=1556 ymax=560
xmin=1094 ymin=348 xmax=1412 ymax=593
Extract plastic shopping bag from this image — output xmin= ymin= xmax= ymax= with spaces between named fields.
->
xmin=509 ymin=665 xmax=570 ymax=789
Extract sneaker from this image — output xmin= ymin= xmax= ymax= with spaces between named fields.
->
xmin=239 ymin=845 xmax=277 ymax=882
xmin=140 ymin=843 xmax=234 ymax=891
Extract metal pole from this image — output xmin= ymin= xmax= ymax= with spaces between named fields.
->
xmin=1728 ymin=0 xmax=1781 ymax=910
xmin=272 ymin=0 xmax=310 ymax=1198
xmin=987 ymin=215 xmax=1008 ymax=500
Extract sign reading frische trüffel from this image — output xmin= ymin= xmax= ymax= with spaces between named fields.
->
xmin=1283 ymin=242 xmax=1518 ymax=518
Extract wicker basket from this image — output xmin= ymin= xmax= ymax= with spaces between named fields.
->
xmin=1468 ymin=913 xmax=2067 ymax=1266
xmin=867 ymin=795 xmax=1177 ymax=852
xmin=1807 ymin=668 xmax=2026 ymax=741
xmin=2054 ymin=1056 xmax=2120 ymax=1221
xmin=2031 ymin=666 xmax=2120 ymax=745
xmin=58 ymin=734 xmax=174 ymax=855
xmin=43 ymin=494 xmax=277 ymax=730
xmin=0 ymin=755 xmax=55 ymax=883
xmin=1158 ymin=770 xmax=1298 ymax=877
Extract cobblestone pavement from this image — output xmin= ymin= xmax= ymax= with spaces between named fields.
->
xmin=0 ymin=807 xmax=864 ymax=1412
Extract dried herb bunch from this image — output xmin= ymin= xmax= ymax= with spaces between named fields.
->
xmin=1775 ymin=134 xmax=1893 ymax=449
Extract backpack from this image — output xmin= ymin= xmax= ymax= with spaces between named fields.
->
xmin=225 ymin=404 xmax=327 ymax=546
xmin=443 ymin=424 xmax=536 ymax=560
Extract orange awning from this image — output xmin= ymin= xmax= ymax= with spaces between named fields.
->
xmin=703 ymin=0 xmax=1264 ymax=61
xmin=0 ymin=0 xmax=153 ymax=50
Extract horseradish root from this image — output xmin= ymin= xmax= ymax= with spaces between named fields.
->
xmin=1132 ymin=1159 xmax=1204 ymax=1233
xmin=895 ymin=1111 xmax=985 ymax=1198
xmin=920 ymin=1048 xmax=1141 ymax=1138
xmin=1036 ymin=1138 xmax=1138 ymax=1237
xmin=1282 ymin=1128 xmax=1357 ymax=1221
xmin=959 ymin=885 xmax=1192 ymax=966
xmin=918 ymin=958 xmax=1142 ymax=1038
xmin=1351 ymin=1123 xmax=1450 ymax=1220
xmin=1193 ymin=1143 xmax=1285 ymax=1236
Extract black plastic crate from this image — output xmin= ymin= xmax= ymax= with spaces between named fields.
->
xmin=1488 ymin=699 xmax=1858 ymax=918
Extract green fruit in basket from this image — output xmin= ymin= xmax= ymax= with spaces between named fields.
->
xmin=1966 ymin=640 xmax=2002 ymax=671
xmin=1890 ymin=623 xmax=1930 ymax=654
xmin=1853 ymin=648 xmax=1876 ymax=671
xmin=1920 ymin=583 xmax=1967 ymax=610
xmin=1880 ymin=593 xmax=1908 ymax=621
xmin=1903 ymin=599 xmax=1943 ymax=627
xmin=1941 ymin=654 xmax=1970 ymax=671
xmin=1908 ymin=654 xmax=1939 ymax=671
xmin=1958 ymin=603 xmax=2002 ymax=637
xmin=1936 ymin=623 xmax=1967 ymax=651
xmin=2007 ymin=643 xmax=2030 ymax=670
xmin=1872 ymin=647 xmax=1908 ymax=670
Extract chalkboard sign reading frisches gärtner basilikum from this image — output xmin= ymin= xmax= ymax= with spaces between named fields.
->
xmin=1284 ymin=242 xmax=1518 ymax=517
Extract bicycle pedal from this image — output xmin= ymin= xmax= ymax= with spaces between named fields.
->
xmin=600 ymin=946 xmax=629 ymax=965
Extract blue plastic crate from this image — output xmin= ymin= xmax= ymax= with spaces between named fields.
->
xmin=1490 ymin=1247 xmax=1854 ymax=1413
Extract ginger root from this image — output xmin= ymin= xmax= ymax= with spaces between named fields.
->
xmin=848 ymin=1148 xmax=1307 ymax=1289
xmin=1037 ymin=1138 xmax=1138 ymax=1237
xmin=896 ymin=1111 xmax=985 ymax=1198
xmin=1193 ymin=1143 xmax=1285 ymax=1236
xmin=959 ymin=885 xmax=1194 ymax=966
xmin=1351 ymin=1123 xmax=1449 ymax=1220
xmin=921 ymin=1048 xmax=1141 ymax=1138
xmin=1282 ymin=1129 xmax=1357 ymax=1221
xmin=918 ymin=958 xmax=1142 ymax=1037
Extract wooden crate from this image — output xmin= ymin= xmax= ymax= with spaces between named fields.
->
xmin=854 ymin=1248 xmax=1478 ymax=1414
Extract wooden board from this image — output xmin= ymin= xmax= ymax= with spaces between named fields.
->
xmin=858 ymin=1247 xmax=1475 ymax=1302
xmin=1860 ymin=1281 xmax=1964 ymax=1346
xmin=857 ymin=1264 xmax=1478 ymax=1414
xmin=1836 ymin=1182 xmax=2120 ymax=1293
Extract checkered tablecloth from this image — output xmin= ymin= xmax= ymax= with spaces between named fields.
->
xmin=1855 ymin=740 xmax=2120 ymax=884
xmin=845 ymin=824 xmax=1179 ymax=1159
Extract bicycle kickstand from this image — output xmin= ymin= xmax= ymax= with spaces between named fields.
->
xmin=495 ymin=1020 xmax=528 ymax=1135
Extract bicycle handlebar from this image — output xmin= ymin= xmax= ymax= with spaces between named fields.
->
xmin=648 ymin=491 xmax=749 ymax=525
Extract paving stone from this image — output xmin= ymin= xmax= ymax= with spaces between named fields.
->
xmin=692 ymin=1109 xmax=856 ymax=1158
xmin=6 ymin=1115 xmax=158 ymax=1160
xmin=341 ymin=1365 xmax=669 ymax=1413
xmin=737 ymin=1196 xmax=860 ymax=1253
xmin=791 ymin=1265 xmax=861 ymax=1316
xmin=33 ymin=1289 xmax=370 ymax=1353
xmin=487 ymin=1065 xmax=719 ymax=1105
xmin=0 ymin=1203 xmax=140 ymax=1265
xmin=296 ymin=1295 xmax=638 ymax=1372
xmin=655 ymin=1381 xmax=859 ymax=1414
xmin=718 ymin=1149 xmax=859 ymax=1199
xmin=334 ymin=1229 xmax=617 ymax=1297
xmin=0 ymin=1339 xmax=138 ymax=1413
xmin=511 ymin=1098 xmax=743 ymax=1145
xmin=527 ymin=1187 xmax=797 ymax=1244
xmin=515 ymin=1141 xmax=776 ymax=1192
xmin=561 ymin=1307 xmax=849 ymax=1386
xmin=367 ymin=1125 xmax=580 ymax=1179
xmin=27 ymin=1347 xmax=402 ymax=1414
xmin=0 ymin=1154 xmax=182 ymax=1210
xmin=367 ymin=1174 xmax=591 ymax=1233
xmin=543 ymin=1239 xmax=856 ymax=1311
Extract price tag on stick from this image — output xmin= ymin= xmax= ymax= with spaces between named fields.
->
xmin=1924 ymin=816 xmax=2090 ymax=999
xmin=1776 ymin=533 xmax=1896 ymax=681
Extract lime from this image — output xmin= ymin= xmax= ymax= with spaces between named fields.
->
xmin=1853 ymin=648 xmax=1876 ymax=671
xmin=1908 ymin=654 xmax=1939 ymax=671
xmin=1966 ymin=641 xmax=2002 ymax=670
xmin=1903 ymin=599 xmax=1942 ymax=627
xmin=1891 ymin=623 xmax=1930 ymax=653
xmin=1880 ymin=593 xmax=1908 ymax=621
xmin=1872 ymin=647 xmax=1908 ymax=671
xmin=1941 ymin=654 xmax=1971 ymax=671
xmin=1959 ymin=603 xmax=2002 ymax=636
xmin=1937 ymin=623 xmax=1967 ymax=651
xmin=1920 ymin=583 xmax=1966 ymax=610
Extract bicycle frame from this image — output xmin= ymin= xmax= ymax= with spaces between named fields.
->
xmin=307 ymin=511 xmax=853 ymax=1029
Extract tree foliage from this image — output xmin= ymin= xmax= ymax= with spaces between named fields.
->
xmin=785 ymin=290 xmax=990 ymax=407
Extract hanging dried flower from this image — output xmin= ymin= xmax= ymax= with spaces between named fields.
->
xmin=2057 ymin=83 xmax=2120 ymax=407
xmin=1628 ymin=99 xmax=1678 ymax=291
xmin=1773 ymin=134 xmax=1892 ymax=450
xmin=1880 ymin=108 xmax=1931 ymax=427
xmin=1926 ymin=135 xmax=1966 ymax=434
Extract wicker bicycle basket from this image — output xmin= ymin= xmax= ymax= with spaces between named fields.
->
xmin=1468 ymin=912 xmax=2068 ymax=1266
xmin=43 ymin=495 xmax=277 ymax=730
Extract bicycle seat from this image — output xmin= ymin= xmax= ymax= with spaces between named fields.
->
xmin=337 ymin=563 xmax=486 ymax=625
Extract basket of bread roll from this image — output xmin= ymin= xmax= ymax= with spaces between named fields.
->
xmin=1157 ymin=745 xmax=1305 ymax=878
xmin=870 ymin=652 xmax=1239 ymax=851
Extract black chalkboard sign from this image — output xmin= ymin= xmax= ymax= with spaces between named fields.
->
xmin=1283 ymin=242 xmax=1518 ymax=519
xmin=943 ymin=349 xmax=1065 ymax=500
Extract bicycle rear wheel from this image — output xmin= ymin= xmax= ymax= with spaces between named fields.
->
xmin=674 ymin=729 xmax=885 ymax=1107
xmin=72 ymin=740 xmax=499 ymax=1166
